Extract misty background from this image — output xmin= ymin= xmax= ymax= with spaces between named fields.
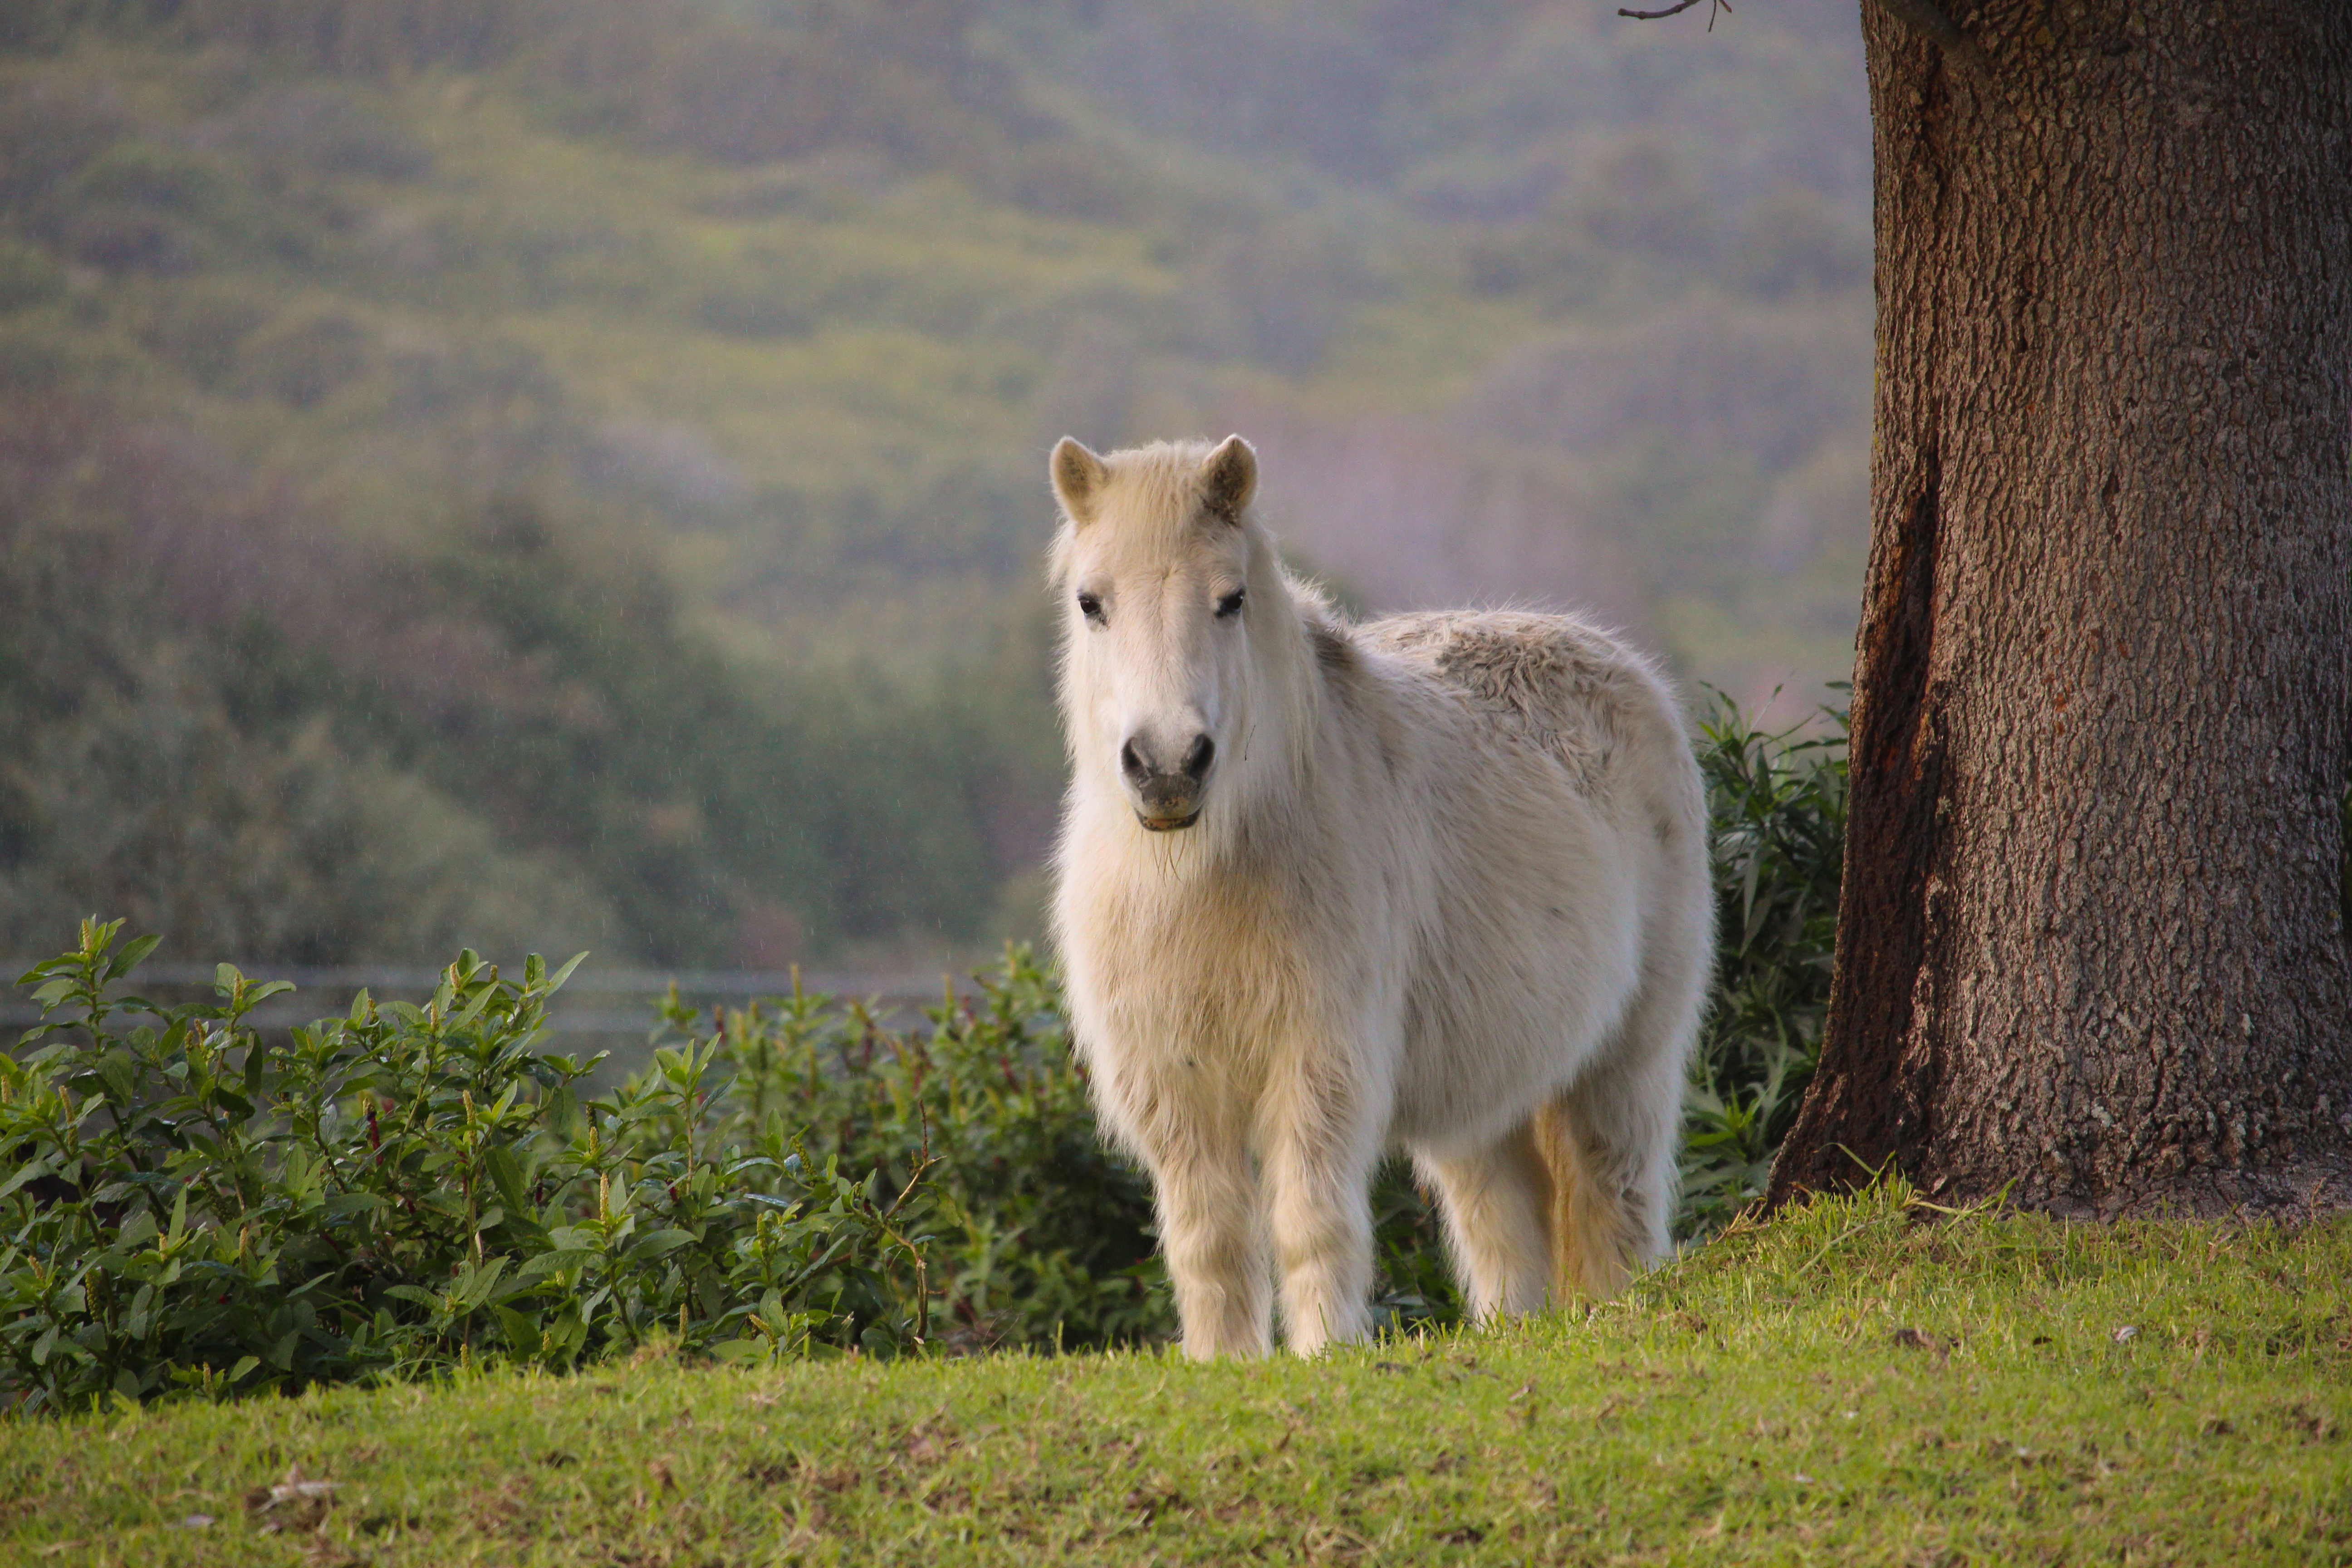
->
xmin=0 ymin=0 xmax=1870 ymax=976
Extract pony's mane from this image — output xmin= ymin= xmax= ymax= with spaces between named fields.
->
xmin=1281 ymin=567 xmax=1350 ymax=634
xmin=1098 ymin=439 xmax=1226 ymax=523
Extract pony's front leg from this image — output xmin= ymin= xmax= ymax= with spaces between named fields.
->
xmin=1146 ymin=1120 xmax=1272 ymax=1360
xmin=1261 ymin=1065 xmax=1383 ymax=1354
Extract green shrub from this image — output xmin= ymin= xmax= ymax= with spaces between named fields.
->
xmin=1679 ymin=691 xmax=1847 ymax=1238
xmin=657 ymin=952 xmax=1168 ymax=1352
xmin=0 ymin=918 xmax=926 ymax=1413
xmin=0 ymin=701 xmax=1847 ymax=1407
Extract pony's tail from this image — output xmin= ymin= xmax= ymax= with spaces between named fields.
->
xmin=1532 ymin=1092 xmax=1644 ymax=1303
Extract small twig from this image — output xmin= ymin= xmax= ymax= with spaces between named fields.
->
xmin=886 ymin=1102 xmax=936 ymax=1219
xmin=1617 ymin=0 xmax=1715 ymax=18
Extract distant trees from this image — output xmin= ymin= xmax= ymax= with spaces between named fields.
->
xmin=0 ymin=391 xmax=1038 ymax=965
xmin=2 ymin=0 xmax=530 ymax=73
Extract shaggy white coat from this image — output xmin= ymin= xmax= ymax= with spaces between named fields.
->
xmin=1048 ymin=436 xmax=1711 ymax=1358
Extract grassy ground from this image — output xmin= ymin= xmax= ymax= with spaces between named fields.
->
xmin=5 ymin=1184 xmax=2347 ymax=1566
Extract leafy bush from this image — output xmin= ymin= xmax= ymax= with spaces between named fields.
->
xmin=0 ymin=701 xmax=1847 ymax=1408
xmin=0 ymin=919 xmax=926 ymax=1414
xmin=654 ymin=953 xmax=1167 ymax=1352
xmin=1678 ymin=691 xmax=1847 ymax=1237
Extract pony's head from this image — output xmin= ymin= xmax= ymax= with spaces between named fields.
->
xmin=1048 ymin=435 xmax=1299 ymax=839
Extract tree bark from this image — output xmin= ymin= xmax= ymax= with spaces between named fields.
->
xmin=1768 ymin=1 xmax=2352 ymax=1218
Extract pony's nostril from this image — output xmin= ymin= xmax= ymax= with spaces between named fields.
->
xmin=1181 ymin=734 xmax=1215 ymax=781
xmin=1120 ymin=738 xmax=1150 ymax=786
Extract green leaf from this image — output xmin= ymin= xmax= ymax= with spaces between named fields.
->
xmin=706 ymin=1337 xmax=770 ymax=1364
xmin=447 ymin=984 xmax=498 ymax=1033
xmin=514 ymin=1248 xmax=597 ymax=1281
xmin=93 ymin=1048 xmax=140 ymax=1108
xmin=454 ymin=1256 xmax=511 ymax=1309
xmin=493 ymin=1305 xmax=543 ymax=1359
xmin=482 ymin=1143 xmax=532 ymax=1218
xmin=626 ymin=1229 xmax=696 ymax=1262
xmin=0 ymin=1160 xmax=51 ymax=1203
xmin=243 ymin=1036 xmax=271 ymax=1099
xmin=104 ymin=933 xmax=162 ymax=984
xmin=229 ymin=1355 xmax=261 ymax=1385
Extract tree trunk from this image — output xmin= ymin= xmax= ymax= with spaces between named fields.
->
xmin=1768 ymin=2 xmax=2352 ymax=1218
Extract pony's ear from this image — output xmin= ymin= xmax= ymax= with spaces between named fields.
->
xmin=1051 ymin=437 xmax=1107 ymax=526
xmin=1199 ymin=435 xmax=1256 ymax=523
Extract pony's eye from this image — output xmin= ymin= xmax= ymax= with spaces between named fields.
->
xmin=1076 ymin=592 xmax=1106 ymax=625
xmin=1215 ymin=588 xmax=1246 ymax=619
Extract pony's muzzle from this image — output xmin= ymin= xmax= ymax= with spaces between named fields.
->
xmin=1121 ymin=732 xmax=1215 ymax=831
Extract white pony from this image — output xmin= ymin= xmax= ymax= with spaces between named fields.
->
xmin=1048 ymin=435 xmax=1711 ymax=1358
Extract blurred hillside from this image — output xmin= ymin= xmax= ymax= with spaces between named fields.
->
xmin=0 ymin=0 xmax=1869 ymax=968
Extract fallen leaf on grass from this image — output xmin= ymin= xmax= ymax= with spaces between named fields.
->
xmin=246 ymin=1465 xmax=338 ymax=1534
xmin=899 ymin=1412 xmax=959 ymax=1465
xmin=2111 ymin=1325 xmax=2138 ymax=1344
xmin=1892 ymin=1327 xmax=1951 ymax=1365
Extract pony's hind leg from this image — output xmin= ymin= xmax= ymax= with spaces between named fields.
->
xmin=1416 ymin=1121 xmax=1557 ymax=1320
xmin=1538 ymin=1006 xmax=1691 ymax=1298
xmin=1537 ymin=864 xmax=1708 ymax=1298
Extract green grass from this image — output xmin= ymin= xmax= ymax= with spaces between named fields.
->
xmin=8 ymin=1183 xmax=2348 ymax=1565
